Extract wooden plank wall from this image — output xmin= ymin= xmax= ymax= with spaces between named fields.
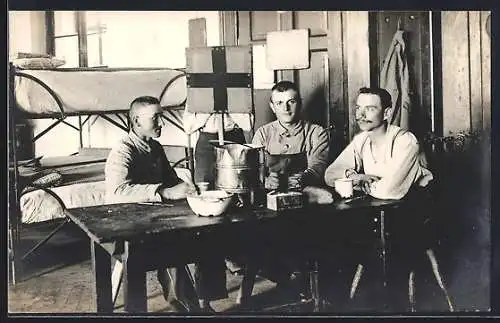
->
xmin=236 ymin=11 xmax=371 ymax=145
xmin=343 ymin=11 xmax=371 ymax=140
xmin=326 ymin=12 xmax=347 ymax=155
xmin=480 ymin=11 xmax=491 ymax=133
xmin=441 ymin=11 xmax=491 ymax=136
xmin=373 ymin=11 xmax=432 ymax=139
xmin=236 ymin=10 xmax=491 ymax=140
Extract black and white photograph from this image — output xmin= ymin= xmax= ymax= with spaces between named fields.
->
xmin=7 ymin=10 xmax=493 ymax=316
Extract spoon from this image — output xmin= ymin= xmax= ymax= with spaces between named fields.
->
xmin=208 ymin=140 xmax=259 ymax=150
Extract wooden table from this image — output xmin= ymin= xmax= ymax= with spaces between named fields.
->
xmin=64 ymin=196 xmax=404 ymax=313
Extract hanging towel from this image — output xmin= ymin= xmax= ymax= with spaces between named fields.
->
xmin=380 ymin=30 xmax=411 ymax=130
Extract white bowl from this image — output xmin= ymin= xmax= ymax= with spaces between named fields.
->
xmin=186 ymin=190 xmax=234 ymax=217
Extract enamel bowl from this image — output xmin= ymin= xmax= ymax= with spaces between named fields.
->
xmin=186 ymin=190 xmax=234 ymax=217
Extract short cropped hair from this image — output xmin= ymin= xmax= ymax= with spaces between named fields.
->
xmin=270 ymin=81 xmax=302 ymax=103
xmin=129 ymin=96 xmax=160 ymax=119
xmin=358 ymin=87 xmax=392 ymax=109
xmin=130 ymin=96 xmax=160 ymax=110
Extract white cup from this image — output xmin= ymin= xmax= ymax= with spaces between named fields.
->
xmin=334 ymin=178 xmax=354 ymax=198
xmin=196 ymin=182 xmax=210 ymax=192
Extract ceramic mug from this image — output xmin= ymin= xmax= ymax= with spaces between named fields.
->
xmin=196 ymin=182 xmax=210 ymax=192
xmin=334 ymin=178 xmax=354 ymax=198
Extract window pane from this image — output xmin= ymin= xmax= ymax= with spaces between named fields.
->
xmin=98 ymin=11 xmax=220 ymax=68
xmin=86 ymin=11 xmax=104 ymax=33
xmin=55 ymin=36 xmax=79 ymax=67
xmin=54 ymin=11 xmax=77 ymax=36
xmin=86 ymin=33 xmax=102 ymax=67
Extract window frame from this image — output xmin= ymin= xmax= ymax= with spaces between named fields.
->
xmin=46 ymin=11 xmax=105 ymax=68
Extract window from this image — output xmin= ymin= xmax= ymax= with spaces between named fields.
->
xmin=35 ymin=11 xmax=107 ymax=157
xmin=48 ymin=11 xmax=221 ymax=69
xmin=48 ymin=11 xmax=106 ymax=67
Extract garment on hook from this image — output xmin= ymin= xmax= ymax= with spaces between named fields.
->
xmin=380 ymin=30 xmax=411 ymax=130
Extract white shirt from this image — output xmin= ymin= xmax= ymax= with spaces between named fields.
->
xmin=324 ymin=125 xmax=433 ymax=200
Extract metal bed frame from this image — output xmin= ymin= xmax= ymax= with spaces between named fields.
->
xmin=8 ymin=63 xmax=193 ymax=284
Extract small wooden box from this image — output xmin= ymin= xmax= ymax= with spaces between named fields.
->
xmin=267 ymin=191 xmax=304 ymax=211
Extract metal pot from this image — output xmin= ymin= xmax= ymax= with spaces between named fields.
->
xmin=213 ymin=143 xmax=265 ymax=194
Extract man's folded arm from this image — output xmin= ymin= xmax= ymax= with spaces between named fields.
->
xmin=105 ymin=147 xmax=163 ymax=203
xmin=324 ymin=141 xmax=360 ymax=187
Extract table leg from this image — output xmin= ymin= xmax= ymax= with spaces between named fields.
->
xmin=111 ymin=260 xmax=123 ymax=305
xmin=236 ymin=262 xmax=257 ymax=306
xmin=309 ymin=260 xmax=321 ymax=312
xmin=123 ymin=241 xmax=147 ymax=313
xmin=379 ymin=209 xmax=389 ymax=310
xmin=91 ymin=241 xmax=113 ymax=313
xmin=8 ymin=227 xmax=20 ymax=285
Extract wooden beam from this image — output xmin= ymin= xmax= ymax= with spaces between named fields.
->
xmin=419 ymin=12 xmax=432 ymax=135
xmin=480 ymin=11 xmax=491 ymax=132
xmin=237 ymin=11 xmax=251 ymax=45
xmin=344 ymin=11 xmax=371 ymax=140
xmin=188 ymin=18 xmax=207 ymax=48
xmin=219 ymin=11 xmax=237 ymax=46
xmin=441 ymin=11 xmax=471 ymax=136
xmin=45 ymin=11 xmax=55 ymax=56
xmin=76 ymin=11 xmax=88 ymax=67
xmin=469 ymin=11 xmax=483 ymax=132
xmin=278 ymin=11 xmax=295 ymax=82
xmin=431 ymin=11 xmax=443 ymax=136
xmin=327 ymin=11 xmax=347 ymax=151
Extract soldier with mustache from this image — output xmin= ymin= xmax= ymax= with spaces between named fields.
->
xmin=324 ymin=87 xmax=433 ymax=199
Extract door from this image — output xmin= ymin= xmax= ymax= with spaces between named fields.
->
xmin=237 ymin=11 xmax=342 ymax=158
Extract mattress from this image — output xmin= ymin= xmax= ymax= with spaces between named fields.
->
xmin=18 ymin=153 xmax=108 ymax=224
xmin=14 ymin=68 xmax=187 ymax=116
xmin=19 ymin=167 xmax=193 ymax=224
xmin=18 ymin=155 xmax=107 ymax=186
xmin=20 ymin=181 xmax=107 ymax=224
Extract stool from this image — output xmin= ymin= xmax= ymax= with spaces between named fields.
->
xmin=347 ymin=200 xmax=455 ymax=312
xmin=348 ymin=248 xmax=454 ymax=312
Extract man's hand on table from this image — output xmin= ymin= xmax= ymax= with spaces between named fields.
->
xmin=288 ymin=173 xmax=303 ymax=190
xmin=159 ymin=182 xmax=196 ymax=200
xmin=348 ymin=174 xmax=380 ymax=195
xmin=302 ymin=186 xmax=334 ymax=204
xmin=265 ymin=172 xmax=304 ymax=191
xmin=265 ymin=173 xmax=279 ymax=190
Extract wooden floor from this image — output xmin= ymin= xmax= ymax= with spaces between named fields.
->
xmin=8 ymin=220 xmax=490 ymax=315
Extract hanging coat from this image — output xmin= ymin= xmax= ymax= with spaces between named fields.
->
xmin=380 ymin=30 xmax=411 ymax=131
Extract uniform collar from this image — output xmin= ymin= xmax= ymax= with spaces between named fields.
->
xmin=277 ymin=120 xmax=304 ymax=137
xmin=129 ymin=130 xmax=152 ymax=153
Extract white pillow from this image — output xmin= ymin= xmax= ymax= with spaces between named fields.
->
xmin=16 ymin=52 xmax=52 ymax=59
xmin=13 ymin=57 xmax=66 ymax=69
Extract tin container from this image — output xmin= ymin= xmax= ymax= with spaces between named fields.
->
xmin=213 ymin=143 xmax=265 ymax=194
